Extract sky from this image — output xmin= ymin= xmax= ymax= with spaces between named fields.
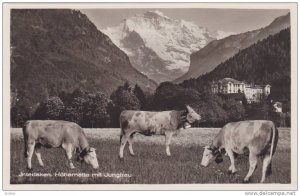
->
xmin=81 ymin=8 xmax=289 ymax=34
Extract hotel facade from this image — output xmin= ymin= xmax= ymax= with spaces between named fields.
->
xmin=211 ymin=78 xmax=271 ymax=103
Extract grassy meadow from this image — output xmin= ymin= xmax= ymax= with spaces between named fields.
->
xmin=10 ymin=128 xmax=291 ymax=184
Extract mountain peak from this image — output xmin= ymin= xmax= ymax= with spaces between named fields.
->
xmin=103 ymin=10 xmax=233 ymax=82
xmin=143 ymin=10 xmax=170 ymax=19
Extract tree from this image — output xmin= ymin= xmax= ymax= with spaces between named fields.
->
xmin=193 ymin=99 xmax=228 ymax=127
xmin=123 ymin=81 xmax=130 ymax=91
xmin=133 ymin=84 xmax=146 ymax=109
xmin=64 ymin=96 xmax=86 ymax=125
xmin=44 ymin=96 xmax=65 ymax=120
xmin=223 ymin=98 xmax=245 ymax=121
xmin=11 ymin=105 xmax=26 ymax=127
xmin=83 ymin=92 xmax=111 ymax=128
xmin=110 ymin=83 xmax=140 ymax=127
xmin=32 ymin=96 xmax=65 ymax=120
xmin=154 ymin=82 xmax=201 ymax=110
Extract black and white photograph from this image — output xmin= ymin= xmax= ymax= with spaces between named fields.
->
xmin=2 ymin=2 xmax=297 ymax=191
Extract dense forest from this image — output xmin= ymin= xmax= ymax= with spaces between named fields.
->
xmin=181 ymin=28 xmax=291 ymax=112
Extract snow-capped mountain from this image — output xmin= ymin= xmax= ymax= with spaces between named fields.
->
xmin=103 ymin=10 xmax=234 ymax=82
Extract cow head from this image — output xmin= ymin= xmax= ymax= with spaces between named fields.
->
xmin=201 ymin=146 xmax=223 ymax=167
xmin=79 ymin=147 xmax=99 ymax=169
xmin=185 ymin=105 xmax=201 ymax=124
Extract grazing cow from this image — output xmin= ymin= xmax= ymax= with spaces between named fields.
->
xmin=119 ymin=105 xmax=201 ymax=159
xmin=23 ymin=120 xmax=99 ymax=169
xmin=201 ymin=120 xmax=278 ymax=183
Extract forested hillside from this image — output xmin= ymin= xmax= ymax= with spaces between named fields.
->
xmin=181 ymin=28 xmax=291 ymax=106
xmin=175 ymin=13 xmax=290 ymax=83
xmin=11 ymin=9 xmax=156 ymax=115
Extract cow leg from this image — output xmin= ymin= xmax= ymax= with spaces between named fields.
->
xmin=34 ymin=143 xmax=44 ymax=167
xmin=63 ymin=144 xmax=75 ymax=169
xmin=128 ymin=133 xmax=135 ymax=156
xmin=226 ymin=149 xmax=237 ymax=174
xmin=26 ymin=140 xmax=35 ymax=169
xmin=244 ymin=152 xmax=258 ymax=183
xmin=165 ymin=132 xmax=174 ymax=157
xmin=119 ymin=132 xmax=130 ymax=159
xmin=261 ymin=154 xmax=272 ymax=183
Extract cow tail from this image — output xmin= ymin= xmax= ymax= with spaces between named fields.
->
xmin=22 ymin=121 xmax=30 ymax=158
xmin=267 ymin=123 xmax=278 ymax=176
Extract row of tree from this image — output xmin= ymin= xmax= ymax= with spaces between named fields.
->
xmin=11 ymin=80 xmax=288 ymax=128
xmin=11 ymin=82 xmax=142 ymax=128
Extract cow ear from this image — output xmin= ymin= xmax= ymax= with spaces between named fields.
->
xmin=185 ymin=104 xmax=190 ymax=109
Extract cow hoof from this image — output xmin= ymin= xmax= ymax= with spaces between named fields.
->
xmin=129 ymin=153 xmax=135 ymax=157
xmin=243 ymin=179 xmax=250 ymax=183
xmin=227 ymin=170 xmax=233 ymax=175
xmin=119 ymin=156 xmax=124 ymax=161
xmin=227 ymin=170 xmax=237 ymax=175
xmin=26 ymin=167 xmax=33 ymax=171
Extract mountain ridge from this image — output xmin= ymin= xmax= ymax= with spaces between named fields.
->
xmin=11 ymin=9 xmax=157 ymax=110
xmin=180 ymin=28 xmax=291 ymax=104
xmin=174 ymin=13 xmax=290 ymax=83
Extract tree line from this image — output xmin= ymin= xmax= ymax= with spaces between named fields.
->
xmin=11 ymin=80 xmax=288 ymax=128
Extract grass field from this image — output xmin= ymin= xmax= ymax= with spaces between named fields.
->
xmin=10 ymin=128 xmax=291 ymax=184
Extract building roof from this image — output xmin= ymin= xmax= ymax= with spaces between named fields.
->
xmin=212 ymin=78 xmax=271 ymax=87
xmin=252 ymin=85 xmax=264 ymax=89
xmin=216 ymin=78 xmax=245 ymax=85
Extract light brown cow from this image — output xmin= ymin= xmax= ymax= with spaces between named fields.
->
xmin=23 ymin=120 xmax=99 ymax=169
xmin=119 ymin=105 xmax=201 ymax=159
xmin=201 ymin=120 xmax=278 ymax=183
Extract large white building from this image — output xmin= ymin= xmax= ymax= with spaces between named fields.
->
xmin=211 ymin=78 xmax=271 ymax=103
